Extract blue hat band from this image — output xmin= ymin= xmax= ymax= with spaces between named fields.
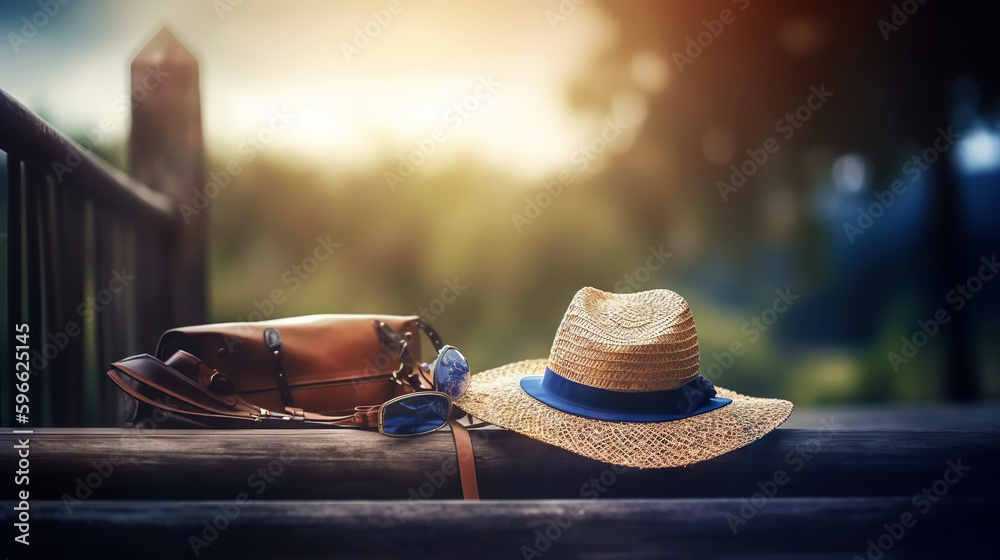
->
xmin=519 ymin=367 xmax=732 ymax=422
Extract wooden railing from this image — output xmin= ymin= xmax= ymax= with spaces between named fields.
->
xmin=1 ymin=425 xmax=996 ymax=558
xmin=1 ymin=27 xmax=205 ymax=427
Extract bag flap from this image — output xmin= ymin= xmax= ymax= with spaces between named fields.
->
xmin=156 ymin=314 xmax=422 ymax=393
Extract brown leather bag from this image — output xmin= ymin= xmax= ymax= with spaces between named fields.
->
xmin=110 ymin=314 xmax=481 ymax=499
xmin=154 ymin=314 xmax=428 ymax=418
xmin=117 ymin=314 xmax=440 ymax=428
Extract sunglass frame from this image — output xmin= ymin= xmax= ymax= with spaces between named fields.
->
xmin=377 ymin=390 xmax=454 ymax=437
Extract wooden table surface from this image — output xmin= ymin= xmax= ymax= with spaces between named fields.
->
xmin=3 ymin=405 xmax=997 ymax=558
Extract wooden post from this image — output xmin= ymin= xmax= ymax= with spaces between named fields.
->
xmin=128 ymin=27 xmax=206 ymax=353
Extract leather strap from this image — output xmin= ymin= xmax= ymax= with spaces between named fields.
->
xmin=107 ymin=365 xmax=244 ymax=420
xmin=376 ymin=321 xmax=434 ymax=391
xmin=109 ymin=354 xmax=377 ymax=427
xmin=448 ymin=418 xmax=479 ymax=500
xmin=415 ymin=318 xmax=445 ymax=352
xmin=264 ymin=328 xmax=294 ymax=408
xmin=377 ymin=318 xmax=444 ymax=354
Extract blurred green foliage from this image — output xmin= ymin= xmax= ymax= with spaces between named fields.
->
xmin=201 ymin=152 xmax=996 ymax=405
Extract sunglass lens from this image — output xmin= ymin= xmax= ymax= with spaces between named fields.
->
xmin=381 ymin=393 xmax=451 ymax=436
xmin=434 ymin=347 xmax=470 ymax=400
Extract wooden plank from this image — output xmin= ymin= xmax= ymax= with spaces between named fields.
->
xmin=0 ymin=88 xmax=175 ymax=230
xmin=2 ymin=428 xmax=996 ymax=500
xmin=58 ymin=188 xmax=87 ymax=425
xmin=94 ymin=210 xmax=124 ymax=426
xmin=109 ymin=220 xmax=133 ymax=422
xmin=4 ymin=155 xmax=23 ymax=428
xmin=81 ymin=201 xmax=101 ymax=425
xmin=132 ymin=226 xmax=172 ymax=367
xmin=42 ymin=175 xmax=71 ymax=426
xmin=781 ymin=403 xmax=1000 ymax=429
xmin=1 ymin=497 xmax=993 ymax=559
xmin=25 ymin=165 xmax=48 ymax=424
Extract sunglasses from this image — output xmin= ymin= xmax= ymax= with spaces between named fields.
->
xmin=378 ymin=345 xmax=471 ymax=437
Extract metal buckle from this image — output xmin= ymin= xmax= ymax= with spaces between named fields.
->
xmin=391 ymin=362 xmax=408 ymax=385
xmin=251 ymin=407 xmax=292 ymax=421
xmin=391 ymin=339 xmax=413 ymax=386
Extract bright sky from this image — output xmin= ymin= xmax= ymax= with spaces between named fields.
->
xmin=0 ymin=0 xmax=650 ymax=180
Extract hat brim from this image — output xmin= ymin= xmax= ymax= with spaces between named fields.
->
xmin=455 ymin=359 xmax=794 ymax=468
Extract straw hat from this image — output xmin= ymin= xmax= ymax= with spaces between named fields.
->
xmin=455 ymin=287 xmax=793 ymax=468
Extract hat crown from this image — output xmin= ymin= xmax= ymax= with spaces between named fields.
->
xmin=547 ymin=287 xmax=700 ymax=392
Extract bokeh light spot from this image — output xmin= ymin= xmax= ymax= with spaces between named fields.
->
xmin=778 ymin=18 xmax=829 ymax=57
xmin=957 ymin=127 xmax=1000 ymax=174
xmin=702 ymin=127 xmax=736 ymax=165
xmin=629 ymin=52 xmax=669 ymax=94
xmin=832 ymin=154 xmax=868 ymax=193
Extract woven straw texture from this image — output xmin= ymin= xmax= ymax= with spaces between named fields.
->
xmin=548 ymin=287 xmax=701 ymax=391
xmin=456 ymin=359 xmax=794 ymax=468
xmin=454 ymin=287 xmax=793 ymax=468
